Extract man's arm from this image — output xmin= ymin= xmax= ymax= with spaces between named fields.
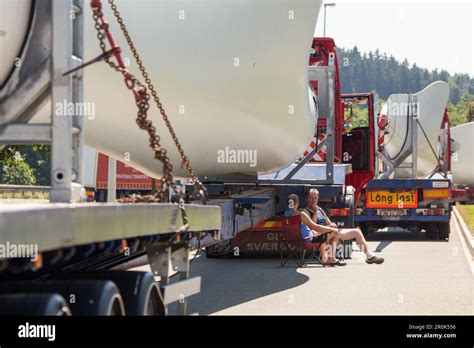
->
xmin=300 ymin=211 xmax=337 ymax=234
xmin=319 ymin=207 xmax=337 ymax=228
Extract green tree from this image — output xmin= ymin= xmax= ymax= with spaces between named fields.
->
xmin=0 ymin=151 xmax=36 ymax=185
xmin=336 ymin=45 xmax=474 ymax=105
xmin=0 ymin=145 xmax=50 ymax=185
xmin=448 ymin=93 xmax=474 ymax=126
xmin=21 ymin=145 xmax=50 ymax=185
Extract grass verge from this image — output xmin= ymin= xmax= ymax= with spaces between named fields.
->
xmin=456 ymin=203 xmax=474 ymax=237
xmin=0 ymin=191 xmax=49 ymax=200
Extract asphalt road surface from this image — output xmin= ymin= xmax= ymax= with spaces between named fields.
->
xmin=181 ymin=220 xmax=473 ymax=315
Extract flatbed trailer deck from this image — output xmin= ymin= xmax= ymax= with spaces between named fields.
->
xmin=0 ymin=201 xmax=221 ymax=315
xmin=0 ymin=202 xmax=221 ymax=254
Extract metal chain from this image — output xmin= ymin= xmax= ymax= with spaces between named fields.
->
xmin=90 ymin=1 xmax=207 ymax=209
xmin=415 ymin=118 xmax=443 ymax=170
xmin=92 ymin=8 xmax=175 ymax=202
xmin=105 ymin=0 xmax=207 ymax=204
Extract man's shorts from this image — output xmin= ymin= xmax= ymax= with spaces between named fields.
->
xmin=309 ymin=233 xmax=327 ymax=243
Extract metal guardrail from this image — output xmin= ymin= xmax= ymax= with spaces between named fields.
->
xmin=0 ymin=185 xmax=51 ymax=192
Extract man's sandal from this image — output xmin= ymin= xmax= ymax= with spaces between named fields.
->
xmin=321 ymin=261 xmax=336 ymax=267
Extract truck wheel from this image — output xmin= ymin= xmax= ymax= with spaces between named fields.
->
xmin=0 ymin=280 xmax=125 ymax=315
xmin=437 ymin=222 xmax=450 ymax=241
xmin=53 ymin=280 xmax=125 ymax=315
xmin=92 ymin=271 xmax=164 ymax=316
xmin=205 ymin=242 xmax=232 ymax=258
xmin=424 ymin=223 xmax=438 ymax=240
xmin=96 ymin=271 xmax=164 ymax=315
xmin=51 ymin=271 xmax=165 ymax=315
xmin=0 ymin=293 xmax=71 ymax=316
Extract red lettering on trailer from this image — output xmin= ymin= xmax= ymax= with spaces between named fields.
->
xmin=96 ymin=153 xmax=155 ymax=190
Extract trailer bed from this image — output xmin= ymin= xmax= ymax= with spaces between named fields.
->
xmin=0 ymin=202 xmax=221 ymax=253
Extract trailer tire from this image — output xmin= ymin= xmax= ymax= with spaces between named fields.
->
xmin=109 ymin=271 xmax=164 ymax=316
xmin=50 ymin=271 xmax=165 ymax=315
xmin=0 ymin=293 xmax=71 ymax=316
xmin=205 ymin=242 xmax=232 ymax=258
xmin=424 ymin=223 xmax=438 ymax=240
xmin=437 ymin=222 xmax=450 ymax=241
xmin=0 ymin=280 xmax=125 ymax=315
xmin=94 ymin=271 xmax=164 ymax=315
xmin=53 ymin=280 xmax=125 ymax=316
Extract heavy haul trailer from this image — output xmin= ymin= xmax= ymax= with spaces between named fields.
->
xmin=356 ymin=178 xmax=451 ymax=239
xmin=450 ymin=121 xmax=474 ymax=204
xmin=341 ymin=89 xmax=453 ymax=240
xmin=203 ymin=37 xmax=355 ymax=257
xmin=202 ymin=36 xmax=455 ymax=259
xmin=0 ymin=203 xmax=221 ymax=315
xmin=0 ymin=0 xmax=323 ymax=315
xmin=201 ymin=170 xmax=354 ymax=257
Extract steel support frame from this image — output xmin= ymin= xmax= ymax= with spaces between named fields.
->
xmin=0 ymin=124 xmax=52 ymax=145
xmin=147 ymin=242 xmax=201 ymax=316
xmin=107 ymin=157 xmax=116 ymax=202
xmin=378 ymin=95 xmax=418 ymax=179
xmin=51 ymin=0 xmax=84 ymax=202
xmin=372 ymin=93 xmax=381 ymax=176
xmin=261 ymin=66 xmax=336 ymax=186
xmin=0 ymin=0 xmax=84 ymax=203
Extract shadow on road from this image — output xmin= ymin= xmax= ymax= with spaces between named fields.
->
xmin=366 ymin=230 xmax=448 ymax=242
xmin=185 ymin=229 xmax=451 ymax=314
xmin=362 ymin=230 xmax=449 ymax=255
xmin=374 ymin=240 xmax=392 ymax=252
xmin=186 ymin=255 xmax=309 ymax=315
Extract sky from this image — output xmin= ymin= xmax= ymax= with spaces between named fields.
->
xmin=314 ymin=0 xmax=474 ymax=77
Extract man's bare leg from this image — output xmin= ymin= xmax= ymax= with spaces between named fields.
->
xmin=327 ymin=232 xmax=338 ymax=260
xmin=338 ymin=228 xmax=384 ymax=264
xmin=319 ymin=242 xmax=328 ymax=264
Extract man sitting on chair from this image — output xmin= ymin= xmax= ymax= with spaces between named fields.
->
xmin=284 ymin=194 xmax=340 ymax=266
xmin=305 ymin=188 xmax=384 ymax=264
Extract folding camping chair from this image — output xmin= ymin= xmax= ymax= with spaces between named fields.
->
xmin=279 ymin=215 xmax=323 ymax=267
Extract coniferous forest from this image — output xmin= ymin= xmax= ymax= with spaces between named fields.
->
xmin=337 ymin=46 xmax=474 ymax=127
